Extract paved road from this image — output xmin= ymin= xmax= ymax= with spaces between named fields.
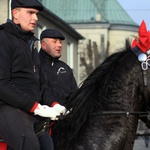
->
xmin=133 ymin=137 xmax=150 ymax=150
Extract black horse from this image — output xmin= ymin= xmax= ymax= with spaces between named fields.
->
xmin=52 ymin=39 xmax=150 ymax=150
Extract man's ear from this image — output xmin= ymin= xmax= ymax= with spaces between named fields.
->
xmin=12 ymin=8 xmax=19 ymax=23
xmin=41 ymin=40 xmax=46 ymax=49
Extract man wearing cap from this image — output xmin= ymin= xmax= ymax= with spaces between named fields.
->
xmin=0 ymin=0 xmax=61 ymax=150
xmin=39 ymin=29 xmax=78 ymax=111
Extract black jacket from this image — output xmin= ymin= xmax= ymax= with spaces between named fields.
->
xmin=0 ymin=20 xmax=48 ymax=112
xmin=39 ymin=49 xmax=78 ymax=106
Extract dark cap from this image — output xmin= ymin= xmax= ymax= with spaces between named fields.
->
xmin=11 ymin=0 xmax=44 ymax=11
xmin=40 ymin=29 xmax=65 ymax=40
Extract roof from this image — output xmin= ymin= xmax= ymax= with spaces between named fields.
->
xmin=39 ymin=7 xmax=84 ymax=40
xmin=40 ymin=0 xmax=138 ymax=26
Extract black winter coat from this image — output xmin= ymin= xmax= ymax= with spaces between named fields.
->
xmin=0 ymin=20 xmax=48 ymax=112
xmin=39 ymin=49 xmax=78 ymax=106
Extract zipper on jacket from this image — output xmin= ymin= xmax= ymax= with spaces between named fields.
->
xmin=51 ymin=61 xmax=54 ymax=66
xmin=33 ymin=66 xmax=36 ymax=72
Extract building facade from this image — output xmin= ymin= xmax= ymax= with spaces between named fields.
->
xmin=40 ymin=0 xmax=139 ymax=81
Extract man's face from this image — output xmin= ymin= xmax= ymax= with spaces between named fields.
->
xmin=41 ymin=38 xmax=63 ymax=58
xmin=12 ymin=8 xmax=39 ymax=32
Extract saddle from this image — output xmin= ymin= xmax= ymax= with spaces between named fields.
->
xmin=34 ymin=119 xmax=51 ymax=137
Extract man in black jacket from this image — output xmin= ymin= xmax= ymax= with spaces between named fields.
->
xmin=39 ymin=29 xmax=78 ymax=109
xmin=0 ymin=0 xmax=61 ymax=150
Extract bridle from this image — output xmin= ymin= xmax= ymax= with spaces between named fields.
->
xmin=132 ymin=46 xmax=150 ymax=106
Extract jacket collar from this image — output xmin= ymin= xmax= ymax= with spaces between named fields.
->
xmin=39 ymin=49 xmax=60 ymax=62
xmin=0 ymin=19 xmax=38 ymax=42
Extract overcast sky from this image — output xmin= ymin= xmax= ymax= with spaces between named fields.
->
xmin=117 ymin=0 xmax=150 ymax=29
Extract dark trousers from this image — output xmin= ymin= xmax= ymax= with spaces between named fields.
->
xmin=0 ymin=105 xmax=54 ymax=150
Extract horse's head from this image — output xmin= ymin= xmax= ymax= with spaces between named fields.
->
xmin=53 ymin=21 xmax=150 ymax=150
xmin=131 ymin=20 xmax=150 ymax=126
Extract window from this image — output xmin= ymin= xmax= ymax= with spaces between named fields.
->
xmin=67 ymin=42 xmax=74 ymax=69
xmin=101 ymin=34 xmax=105 ymax=53
xmin=100 ymin=34 xmax=105 ymax=62
xmin=9 ymin=0 xmax=12 ymax=19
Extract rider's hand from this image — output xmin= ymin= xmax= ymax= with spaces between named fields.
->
xmin=34 ymin=104 xmax=60 ymax=120
xmin=53 ymin=104 xmax=66 ymax=115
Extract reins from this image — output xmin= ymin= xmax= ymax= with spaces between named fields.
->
xmin=91 ymin=111 xmax=150 ymax=118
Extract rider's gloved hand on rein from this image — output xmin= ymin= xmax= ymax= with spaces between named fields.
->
xmin=34 ymin=104 xmax=60 ymax=120
xmin=53 ymin=103 xmax=67 ymax=115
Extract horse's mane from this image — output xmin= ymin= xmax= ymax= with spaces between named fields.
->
xmin=53 ymin=39 xmax=132 ymax=149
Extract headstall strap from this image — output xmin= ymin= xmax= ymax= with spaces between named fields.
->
xmin=132 ymin=47 xmax=150 ymax=112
